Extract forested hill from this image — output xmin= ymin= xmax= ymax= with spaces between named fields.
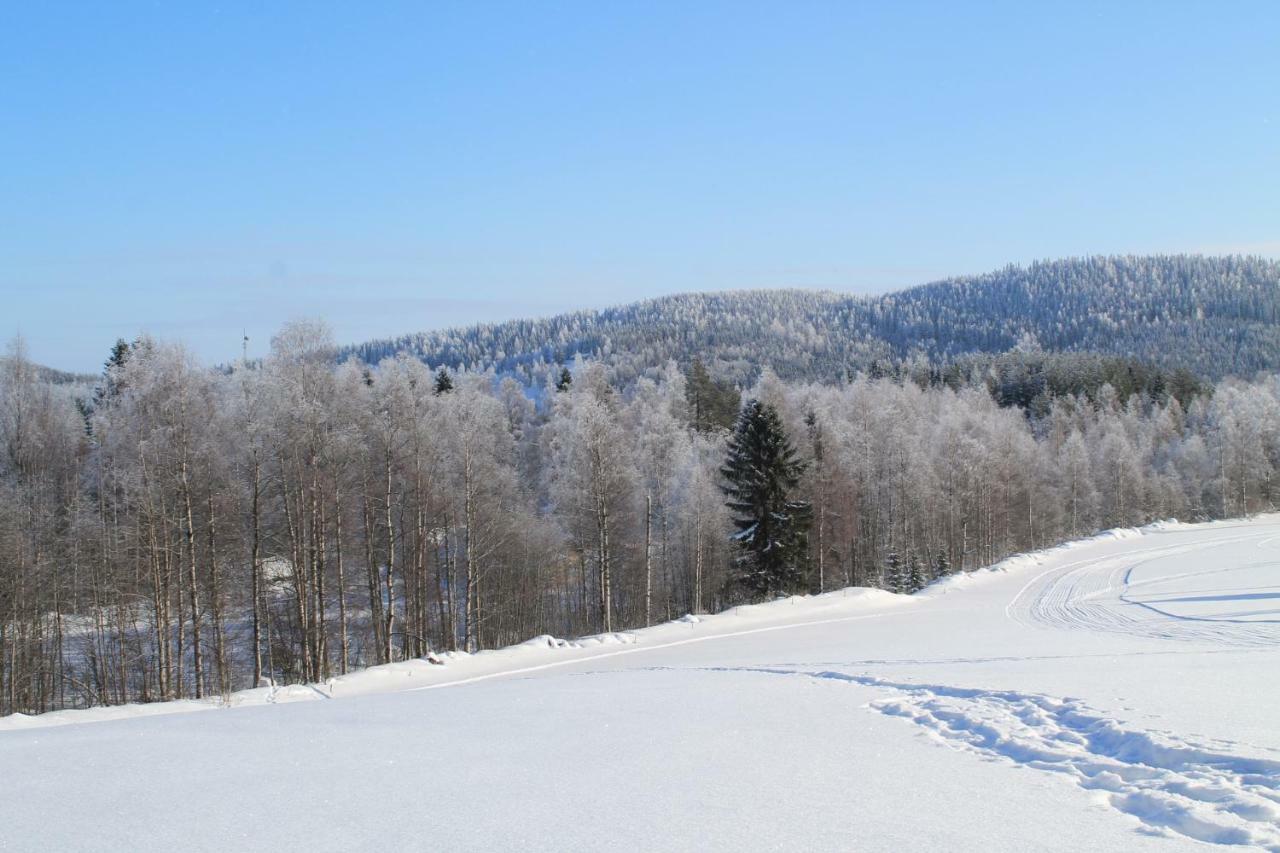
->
xmin=0 ymin=356 xmax=95 ymax=387
xmin=341 ymin=255 xmax=1280 ymax=385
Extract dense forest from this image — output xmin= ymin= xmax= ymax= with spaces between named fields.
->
xmin=2 ymin=313 xmax=1277 ymax=716
xmin=344 ymin=255 xmax=1280 ymax=387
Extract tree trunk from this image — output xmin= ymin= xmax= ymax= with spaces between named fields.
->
xmin=644 ymin=492 xmax=652 ymax=627
xmin=250 ymin=454 xmax=263 ymax=686
xmin=178 ymin=453 xmax=203 ymax=700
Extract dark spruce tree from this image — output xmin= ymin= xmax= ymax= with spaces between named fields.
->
xmin=94 ymin=338 xmax=133 ymax=405
xmin=433 ymin=367 xmax=454 ymax=395
xmin=686 ymin=358 xmax=742 ymax=432
xmin=906 ymin=552 xmax=926 ymax=593
xmin=721 ymin=400 xmax=812 ymax=598
xmin=883 ymin=551 xmax=904 ymax=593
xmin=556 ymin=366 xmax=573 ymax=392
xmin=932 ymin=549 xmax=951 ymax=578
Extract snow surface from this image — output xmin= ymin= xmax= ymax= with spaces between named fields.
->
xmin=3 ymin=517 xmax=1279 ymax=851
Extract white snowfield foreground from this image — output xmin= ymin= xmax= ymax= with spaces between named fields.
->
xmin=3 ymin=518 xmax=1279 ymax=852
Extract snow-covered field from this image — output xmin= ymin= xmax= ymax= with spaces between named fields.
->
xmin=3 ymin=517 xmax=1279 ymax=852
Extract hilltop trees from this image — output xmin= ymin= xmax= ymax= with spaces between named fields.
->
xmin=343 ymin=256 xmax=1280 ymax=390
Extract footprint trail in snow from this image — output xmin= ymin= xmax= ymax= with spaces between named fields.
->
xmin=701 ymin=665 xmax=1280 ymax=851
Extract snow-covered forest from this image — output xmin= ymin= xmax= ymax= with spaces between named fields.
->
xmin=2 ymin=318 xmax=1277 ymax=718
xmin=344 ymin=255 xmax=1280 ymax=387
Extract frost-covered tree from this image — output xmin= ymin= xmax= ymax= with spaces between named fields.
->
xmin=437 ymin=374 xmax=520 ymax=651
xmin=343 ymin=256 xmax=1280 ymax=389
xmin=931 ymin=549 xmax=950 ymax=579
xmin=544 ymin=365 xmax=638 ymax=632
xmin=625 ymin=368 xmax=691 ymax=624
xmin=4 ymin=313 xmax=1280 ymax=718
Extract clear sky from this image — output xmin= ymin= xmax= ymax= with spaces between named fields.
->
xmin=3 ymin=2 xmax=1278 ymax=372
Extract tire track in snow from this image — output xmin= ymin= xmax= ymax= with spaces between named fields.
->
xmin=685 ymin=665 xmax=1280 ymax=850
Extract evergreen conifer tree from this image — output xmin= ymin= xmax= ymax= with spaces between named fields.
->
xmin=906 ymin=552 xmax=926 ymax=593
xmin=884 ymin=550 xmax=904 ymax=593
xmin=932 ymin=549 xmax=951 ymax=578
xmin=686 ymin=358 xmax=741 ymax=432
xmin=556 ymin=366 xmax=573 ymax=392
xmin=721 ymin=399 xmax=812 ymax=598
xmin=434 ymin=367 xmax=454 ymax=395
xmin=94 ymin=338 xmax=133 ymax=404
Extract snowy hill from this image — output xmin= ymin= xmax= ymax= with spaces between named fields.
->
xmin=5 ymin=516 xmax=1279 ymax=851
xmin=342 ymin=255 xmax=1280 ymax=384
xmin=0 ymin=355 xmax=95 ymax=387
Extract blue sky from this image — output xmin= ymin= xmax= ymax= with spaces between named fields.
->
xmin=3 ymin=2 xmax=1278 ymax=371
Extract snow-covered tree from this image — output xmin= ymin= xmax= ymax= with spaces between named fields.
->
xmin=883 ymin=551 xmax=904 ymax=594
xmin=722 ymin=400 xmax=812 ymax=598
xmin=4 ymin=309 xmax=1279 ymax=718
xmin=906 ymin=552 xmax=926 ymax=593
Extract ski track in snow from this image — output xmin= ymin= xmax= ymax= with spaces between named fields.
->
xmin=1009 ymin=530 xmax=1280 ymax=647
xmin=672 ymin=664 xmax=1280 ymax=851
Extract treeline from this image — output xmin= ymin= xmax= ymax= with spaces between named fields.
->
xmin=1 ymin=326 xmax=1278 ymax=716
xmin=343 ymin=255 xmax=1280 ymax=387
xmin=873 ymin=349 xmax=1208 ymax=415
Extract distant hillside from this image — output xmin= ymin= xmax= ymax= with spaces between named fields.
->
xmin=0 ymin=357 xmax=96 ymax=387
xmin=341 ymin=255 xmax=1280 ymax=384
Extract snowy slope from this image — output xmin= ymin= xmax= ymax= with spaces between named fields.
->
xmin=2 ymin=517 xmax=1278 ymax=852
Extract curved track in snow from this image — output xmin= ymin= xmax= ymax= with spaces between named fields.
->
xmin=1008 ymin=527 xmax=1280 ymax=647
